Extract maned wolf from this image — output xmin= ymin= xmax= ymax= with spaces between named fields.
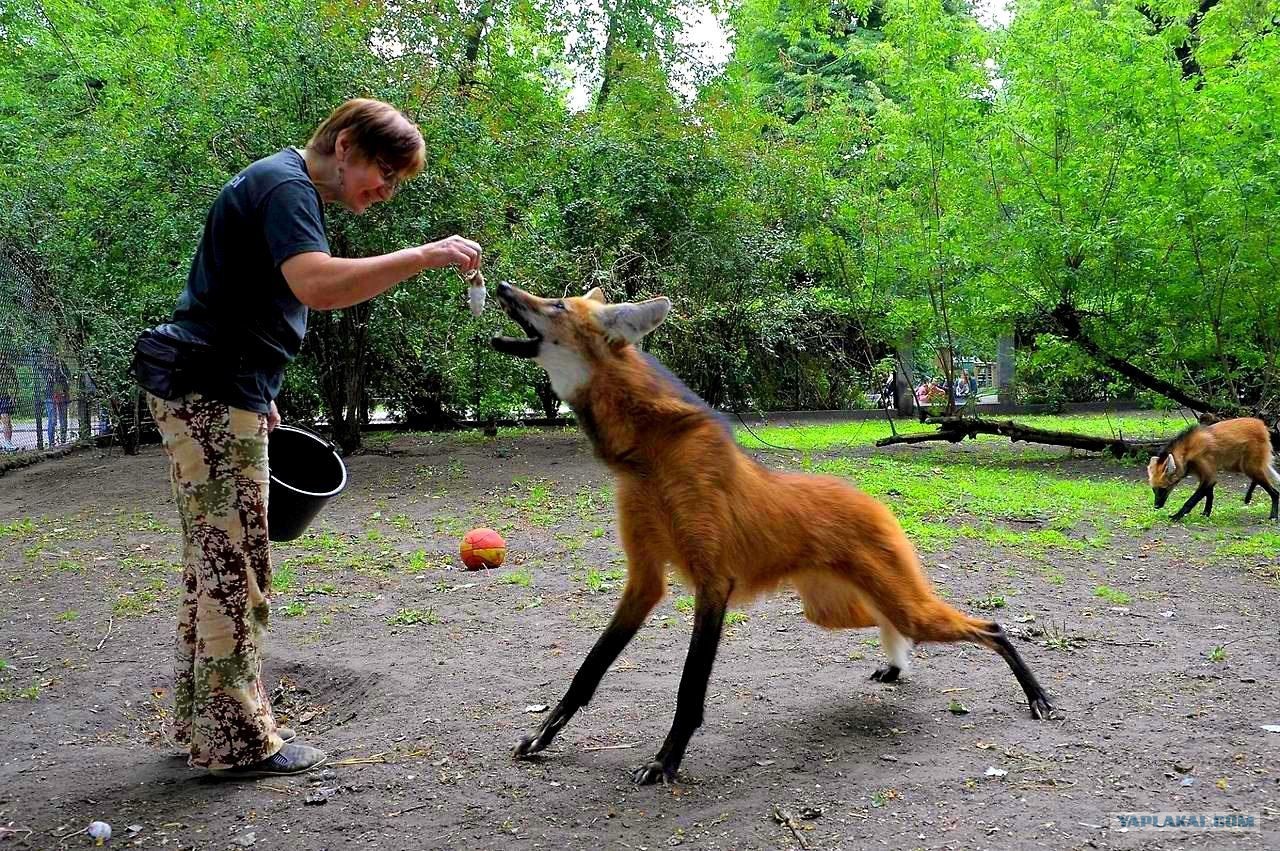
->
xmin=492 ymin=283 xmax=1052 ymax=784
xmin=1147 ymin=418 xmax=1279 ymax=521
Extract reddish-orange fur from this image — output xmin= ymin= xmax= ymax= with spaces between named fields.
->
xmin=1147 ymin=418 xmax=1279 ymax=520
xmin=1148 ymin=418 xmax=1276 ymax=490
xmin=498 ymin=284 xmax=1051 ymax=783
xmin=587 ymin=345 xmax=991 ymax=643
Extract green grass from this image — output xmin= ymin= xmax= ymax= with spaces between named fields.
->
xmin=388 ymin=607 xmax=439 ymax=626
xmin=811 ymin=453 xmax=1149 ymax=553
xmin=4 ymin=684 xmax=41 ymax=701
xmin=272 ymin=562 xmax=297 ymax=593
xmin=583 ymin=567 xmax=624 ymax=593
xmin=112 ymin=590 xmax=157 ymax=618
xmin=1216 ymin=531 xmax=1280 ymax=558
xmin=281 ymin=601 xmax=307 ymax=618
xmin=500 ymin=567 xmax=533 ymax=587
xmin=406 ymin=549 xmax=433 ymax=573
xmin=55 ymin=610 xmax=79 ymax=622
xmin=673 ymin=595 xmax=695 ymax=613
xmin=724 ymin=611 xmax=749 ymax=626
xmin=0 ymin=518 xmax=35 ymax=538
xmin=1093 ymin=585 xmax=1132 ymax=605
xmin=724 ymin=414 xmax=1278 ymax=565
xmin=433 ymin=514 xmax=468 ymax=538
xmin=505 ymin=478 xmax=567 ymax=527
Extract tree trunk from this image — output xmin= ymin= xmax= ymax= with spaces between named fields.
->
xmin=996 ymin=332 xmax=1016 ymax=405
xmin=534 ymin=374 xmax=560 ymax=420
xmin=596 ymin=0 xmax=622 ymax=109
xmin=894 ymin=344 xmax=916 ymax=418
xmin=308 ymin=300 xmax=372 ymax=455
xmin=457 ymin=0 xmax=494 ymax=98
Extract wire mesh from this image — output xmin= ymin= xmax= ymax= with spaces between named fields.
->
xmin=0 ymin=246 xmax=111 ymax=456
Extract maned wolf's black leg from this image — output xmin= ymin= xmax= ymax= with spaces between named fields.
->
xmin=514 ymin=582 xmax=659 ymax=759
xmin=870 ymin=665 xmax=901 ymax=682
xmin=633 ymin=583 xmax=730 ymax=785
xmin=1259 ymin=479 xmax=1280 ymax=520
xmin=1171 ymin=483 xmax=1211 ymax=521
xmin=1202 ymin=482 xmax=1215 ymax=517
xmin=982 ymin=622 xmax=1053 ymax=720
xmin=1245 ymin=481 xmax=1257 ymax=504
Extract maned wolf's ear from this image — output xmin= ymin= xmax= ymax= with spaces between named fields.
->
xmin=584 ymin=287 xmax=607 ymax=304
xmin=1163 ymin=455 xmax=1177 ymax=477
xmin=599 ymin=297 xmax=672 ymax=344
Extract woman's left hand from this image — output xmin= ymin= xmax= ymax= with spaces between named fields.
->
xmin=267 ymin=401 xmax=280 ymax=432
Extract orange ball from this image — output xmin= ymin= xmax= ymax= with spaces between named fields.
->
xmin=460 ymin=527 xmax=506 ymax=570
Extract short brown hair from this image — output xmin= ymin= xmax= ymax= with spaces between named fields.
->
xmin=307 ymin=98 xmax=426 ymax=180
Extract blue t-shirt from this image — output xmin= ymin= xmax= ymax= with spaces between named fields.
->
xmin=168 ymin=148 xmax=329 ymax=413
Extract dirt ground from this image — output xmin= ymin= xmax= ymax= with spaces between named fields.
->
xmin=1 ymin=428 xmax=1277 ymax=850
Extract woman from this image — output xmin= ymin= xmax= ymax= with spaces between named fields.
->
xmin=133 ymin=99 xmax=482 ymax=779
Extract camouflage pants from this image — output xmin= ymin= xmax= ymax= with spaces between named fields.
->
xmin=148 ymin=392 xmax=285 ymax=769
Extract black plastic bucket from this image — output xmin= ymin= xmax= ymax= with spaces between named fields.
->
xmin=267 ymin=424 xmax=347 ymax=542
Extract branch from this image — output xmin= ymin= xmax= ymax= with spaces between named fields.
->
xmin=875 ymin=416 xmax=1167 ymax=458
xmin=1049 ymin=302 xmax=1242 ymax=417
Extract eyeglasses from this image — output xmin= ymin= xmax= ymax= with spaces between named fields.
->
xmin=374 ymin=156 xmax=401 ymax=196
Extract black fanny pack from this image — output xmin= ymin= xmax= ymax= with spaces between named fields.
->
xmin=129 ymin=326 xmax=221 ymax=401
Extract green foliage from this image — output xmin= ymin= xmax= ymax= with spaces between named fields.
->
xmin=2 ymin=0 xmax=1276 ymax=434
xmin=388 ymin=607 xmax=439 ymax=626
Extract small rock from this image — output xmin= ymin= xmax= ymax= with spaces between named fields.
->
xmin=985 ymin=767 xmax=1008 ymax=777
xmin=1159 ymin=611 xmax=1176 ymax=618
xmin=524 ymin=704 xmax=549 ymax=713
xmin=231 ymin=832 xmax=257 ymax=848
xmin=1173 ymin=762 xmax=1193 ymax=774
xmin=879 ymin=755 xmax=899 ymax=762
xmin=1262 ymin=725 xmax=1280 ymax=734
xmin=310 ymin=768 xmax=338 ymax=783
xmin=127 ymin=825 xmax=144 ymax=835
xmin=304 ymin=789 xmax=332 ymax=805
xmin=87 ymin=821 xmax=111 ymax=844
xmin=1180 ymin=777 xmax=1194 ymax=787
xmin=755 ymin=759 xmax=776 ymax=767
xmin=798 ymin=806 xmax=823 ymax=820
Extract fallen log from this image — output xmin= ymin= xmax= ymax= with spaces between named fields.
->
xmin=876 ymin=416 xmax=1168 ymax=458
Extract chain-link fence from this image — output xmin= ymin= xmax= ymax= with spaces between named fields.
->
xmin=1 ymin=245 xmax=112 ymax=458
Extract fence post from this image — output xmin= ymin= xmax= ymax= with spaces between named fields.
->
xmin=32 ymin=358 xmax=44 ymax=451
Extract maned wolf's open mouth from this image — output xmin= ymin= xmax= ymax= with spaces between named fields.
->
xmin=491 ymin=283 xmax=543 ymax=359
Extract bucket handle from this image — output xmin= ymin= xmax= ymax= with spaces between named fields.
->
xmin=276 ymin=421 xmax=342 ymax=457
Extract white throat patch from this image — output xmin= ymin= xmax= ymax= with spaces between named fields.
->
xmin=536 ymin=344 xmax=593 ymax=401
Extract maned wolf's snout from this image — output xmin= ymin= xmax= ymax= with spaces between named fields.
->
xmin=1153 ymin=487 xmax=1169 ymax=508
xmin=491 ymin=282 xmax=543 ymax=359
